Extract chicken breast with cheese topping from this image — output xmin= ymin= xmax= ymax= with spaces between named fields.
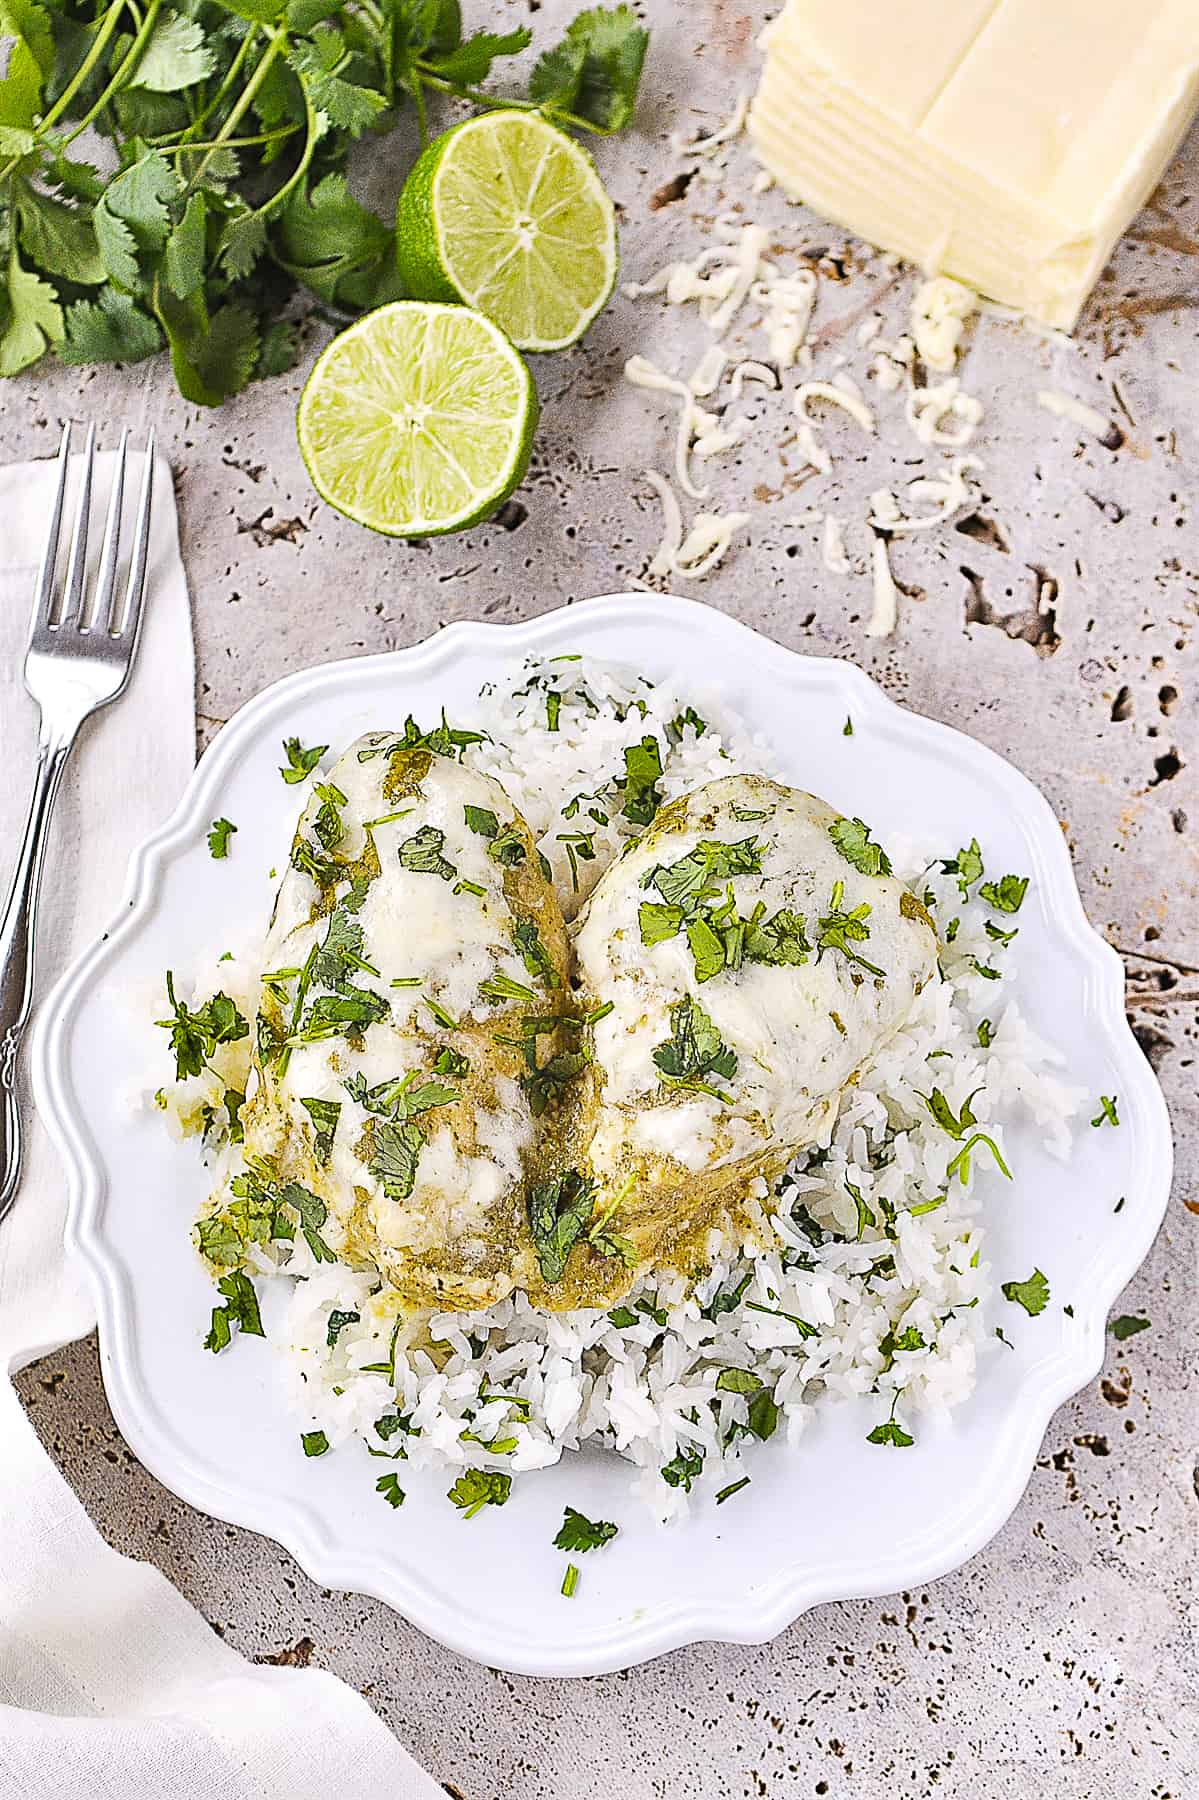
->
xmin=567 ymin=773 xmax=938 ymax=1291
xmin=234 ymin=727 xmax=572 ymax=1311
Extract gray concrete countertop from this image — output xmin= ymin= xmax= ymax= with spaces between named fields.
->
xmin=6 ymin=4 xmax=1198 ymax=1794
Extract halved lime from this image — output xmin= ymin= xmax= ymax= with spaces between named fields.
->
xmin=296 ymin=301 xmax=537 ymax=537
xmin=396 ymin=110 xmax=618 ymax=353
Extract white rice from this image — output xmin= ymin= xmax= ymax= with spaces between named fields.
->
xmin=164 ymin=657 xmax=1085 ymax=1520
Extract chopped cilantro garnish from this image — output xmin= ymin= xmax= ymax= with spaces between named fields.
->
xmin=920 ymin=1087 xmax=1012 ymax=1184
xmin=546 ymin=690 xmax=562 ymax=732
xmin=513 ymin=918 xmax=560 ymax=988
xmin=979 ymin=873 xmax=1028 ymax=914
xmin=376 ymin=1473 xmax=405 ymax=1508
xmin=746 ymin=1390 xmax=779 ymax=1440
xmin=561 ymin=1562 xmax=580 ymax=1597
xmin=702 ymin=1272 xmax=751 ymax=1321
xmin=301 ymin=1430 xmax=330 ymax=1457
xmin=448 ymin=1468 xmax=511 ymax=1518
xmin=522 ymin=1049 xmax=588 ymax=1117
xmin=558 ymin=830 xmax=597 ymax=892
xmin=425 ymin=996 xmax=458 ymax=1030
xmin=280 ymin=737 xmax=327 ymax=785
xmin=816 ymin=881 xmax=884 ymax=979
xmin=716 ymin=1475 xmax=751 ymax=1504
xmin=940 ymin=838 xmax=984 ymax=899
xmin=665 ymin=706 xmax=707 ymax=746
xmin=660 ymin=1447 xmax=703 ymax=1491
xmin=312 ymin=782 xmax=348 ymax=851
xmin=867 ymin=1395 xmax=913 ymax=1447
xmin=454 ymin=877 xmax=486 ymax=898
xmin=607 ymin=1305 xmax=639 ymax=1329
xmin=846 ymin=1178 xmax=875 ymax=1239
xmin=984 ymin=920 xmax=1018 ymax=946
xmin=358 ymin=714 xmax=485 ymax=763
xmin=652 ymin=996 xmax=737 ymax=1101
xmin=480 ymin=972 xmax=538 ymax=1006
xmin=618 ymin=735 xmax=664 ymax=825
xmin=290 ymin=837 xmax=342 ymax=889
xmin=527 ymin=1169 xmax=598 ymax=1284
xmin=829 ymin=816 xmax=892 ymax=878
xmin=1109 ymin=1313 xmax=1150 ymax=1340
xmin=369 ymin=1118 xmax=425 ymax=1202
xmin=744 ymin=1301 xmax=816 ymax=1337
xmin=715 ymin=1367 xmax=761 ymax=1395
xmin=157 ymin=974 xmax=249 ymax=1080
xmin=433 ymin=1046 xmax=470 ymax=1079
xmin=326 ymin=1308 xmax=360 ymax=1348
xmin=554 ymin=1507 xmax=618 ymax=1553
xmin=207 ymin=817 xmax=236 ymax=859
xmin=842 ymin=716 xmax=854 ymax=737
xmin=464 ymin=804 xmax=499 ymax=839
xmin=1001 ymin=1268 xmax=1050 ymax=1316
xmin=299 ymin=1096 xmax=341 ymax=1164
xmin=398 ymin=824 xmax=456 ymax=881
xmin=204 ymin=1270 xmax=263 ymax=1353
xmin=977 ymin=1018 xmax=995 ymax=1048
xmin=1091 ymin=1094 xmax=1119 ymax=1128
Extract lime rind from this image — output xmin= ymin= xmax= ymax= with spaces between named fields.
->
xmin=297 ymin=301 xmax=537 ymax=538
xmin=396 ymin=111 xmax=618 ymax=353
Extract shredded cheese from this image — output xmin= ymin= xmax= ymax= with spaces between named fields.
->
xmin=624 ymin=354 xmax=721 ymax=499
xmin=822 ymin=514 xmax=851 ymax=573
xmin=1036 ymin=389 xmax=1116 ymax=442
xmin=906 ymin=378 xmax=984 ymax=447
xmin=643 ymin=469 xmax=683 ymax=578
xmin=795 ymin=379 xmax=876 ymax=436
xmin=867 ymin=533 xmax=898 ymax=637
xmin=727 ymin=360 xmax=779 ymax=399
xmin=869 ymin=456 xmax=982 ymax=535
xmin=688 ymin=344 xmax=728 ymax=396
xmin=674 ymin=511 xmax=751 ymax=576
xmin=910 ymin=277 xmax=978 ymax=372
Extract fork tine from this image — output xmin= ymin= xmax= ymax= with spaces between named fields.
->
xmin=91 ymin=427 xmax=129 ymax=635
xmin=31 ymin=423 xmax=72 ymax=631
xmin=59 ymin=422 xmax=96 ymax=631
xmin=112 ymin=429 xmax=155 ymax=644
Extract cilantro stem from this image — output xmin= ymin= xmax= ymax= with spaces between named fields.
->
xmin=178 ymin=23 xmax=260 ymax=143
xmin=4 ymin=0 xmax=131 ymax=164
xmin=188 ymin=26 xmax=288 ymax=193
xmin=60 ymin=0 xmax=164 ymax=147
xmin=414 ymin=70 xmax=611 ymax=136
xmin=233 ymin=79 xmax=319 ymax=231
xmin=159 ymin=125 xmax=302 ymax=156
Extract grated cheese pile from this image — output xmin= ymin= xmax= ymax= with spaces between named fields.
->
xmin=622 ymin=101 xmax=995 ymax=630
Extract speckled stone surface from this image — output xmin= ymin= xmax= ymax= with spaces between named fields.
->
xmin=5 ymin=4 xmax=1198 ymax=1794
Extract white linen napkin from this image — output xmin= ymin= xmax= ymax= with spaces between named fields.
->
xmin=0 ymin=447 xmax=443 ymax=1800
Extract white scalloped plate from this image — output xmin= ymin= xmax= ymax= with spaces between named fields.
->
xmin=33 ymin=594 xmax=1171 ymax=1677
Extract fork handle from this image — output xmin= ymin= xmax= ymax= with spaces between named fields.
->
xmin=0 ymin=730 xmax=75 ymax=1222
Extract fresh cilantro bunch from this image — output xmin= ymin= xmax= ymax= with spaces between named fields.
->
xmin=0 ymin=0 xmax=648 ymax=399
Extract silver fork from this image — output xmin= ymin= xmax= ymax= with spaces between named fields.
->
xmin=0 ymin=421 xmax=156 ymax=1222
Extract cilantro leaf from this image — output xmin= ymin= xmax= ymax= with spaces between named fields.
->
xmin=743 ymin=907 xmax=810 ymax=968
xmin=829 ymin=816 xmax=892 ymax=878
xmin=326 ymin=1307 xmax=360 ymax=1347
xmin=132 ymin=12 xmax=217 ymax=91
xmin=513 ymin=917 xmax=559 ymax=988
xmin=281 ymin=736 xmax=327 ymax=784
xmin=618 ymin=734 xmax=663 ymax=825
xmin=398 ymin=824 xmax=456 ymax=881
xmin=207 ymin=817 xmax=236 ymax=859
xmin=1091 ymin=1094 xmax=1119 ymax=1128
xmin=1109 ymin=1313 xmax=1150 ymax=1340
xmin=940 ymin=838 xmax=984 ymax=899
xmin=660 ymin=1446 xmax=703 ymax=1491
xmin=276 ymin=172 xmax=400 ymax=309
xmin=464 ymin=804 xmax=499 ymax=839
xmin=714 ymin=1367 xmax=761 ymax=1395
xmin=204 ymin=1269 xmax=264 ymax=1352
xmin=0 ymin=252 xmax=62 ymax=376
xmin=370 ymin=1117 xmax=425 ymax=1201
xmin=652 ymin=996 xmax=737 ymax=1100
xmin=1001 ymin=1268 xmax=1050 ymax=1316
xmin=299 ymin=1095 xmax=340 ymax=1164
xmin=866 ymin=1418 xmax=914 ymax=1448
xmin=979 ymin=873 xmax=1028 ymax=914
xmin=424 ymin=26 xmax=533 ymax=85
xmin=448 ymin=1468 xmax=511 ymax=1517
xmin=529 ymin=4 xmax=649 ymax=133
xmin=639 ymin=900 xmax=685 ymax=946
xmin=59 ymin=290 xmax=161 ymax=365
xmin=553 ymin=1506 xmax=618 ymax=1553
xmin=816 ymin=880 xmax=884 ymax=979
xmin=301 ymin=1429 xmax=330 ymax=1456
xmin=527 ymin=1168 xmax=597 ymax=1283
xmin=376 ymin=1472 xmax=405 ymax=1507
xmin=157 ymin=973 xmax=249 ymax=1079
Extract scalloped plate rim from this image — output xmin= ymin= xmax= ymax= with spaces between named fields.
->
xmin=32 ymin=592 xmax=1172 ymax=1677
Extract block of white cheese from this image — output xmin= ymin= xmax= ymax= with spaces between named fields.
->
xmin=749 ymin=0 xmax=1199 ymax=329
